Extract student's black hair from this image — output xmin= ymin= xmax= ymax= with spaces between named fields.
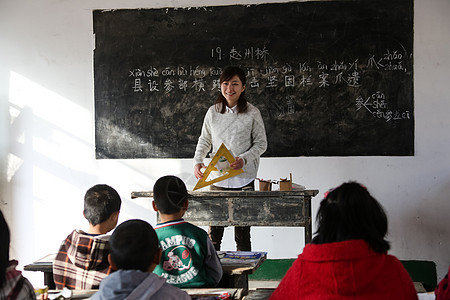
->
xmin=83 ymin=184 xmax=122 ymax=226
xmin=153 ymin=175 xmax=188 ymax=214
xmin=215 ymin=66 xmax=248 ymax=114
xmin=0 ymin=210 xmax=10 ymax=286
xmin=109 ymin=219 xmax=159 ymax=272
xmin=312 ymin=181 xmax=390 ymax=253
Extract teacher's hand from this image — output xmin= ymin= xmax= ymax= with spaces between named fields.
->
xmin=230 ymin=157 xmax=244 ymax=170
xmin=194 ymin=163 xmax=206 ymax=179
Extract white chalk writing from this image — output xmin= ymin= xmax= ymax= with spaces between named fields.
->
xmin=126 ymin=46 xmax=411 ymax=120
xmin=356 ymin=91 xmax=410 ymax=122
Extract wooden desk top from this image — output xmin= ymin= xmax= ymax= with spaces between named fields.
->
xmin=24 ymin=251 xmax=266 ymax=276
xmin=132 ymin=189 xmax=319 ymax=199
xmin=24 ymin=261 xmax=53 ymax=272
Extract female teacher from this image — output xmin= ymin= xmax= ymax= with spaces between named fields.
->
xmin=193 ymin=66 xmax=267 ymax=251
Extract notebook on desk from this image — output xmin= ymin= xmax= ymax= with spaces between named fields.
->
xmin=218 ymin=251 xmax=267 ymax=269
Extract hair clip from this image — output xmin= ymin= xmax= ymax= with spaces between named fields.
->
xmin=323 ymin=183 xmax=342 ymax=199
xmin=324 ymin=187 xmax=335 ymax=198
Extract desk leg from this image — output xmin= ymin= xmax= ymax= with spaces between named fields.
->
xmin=218 ymin=273 xmax=248 ymax=296
xmin=305 ymin=197 xmax=312 ymax=244
xmin=44 ymin=272 xmax=56 ymax=290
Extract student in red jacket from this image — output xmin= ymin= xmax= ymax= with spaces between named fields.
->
xmin=270 ymin=181 xmax=418 ymax=300
xmin=435 ymin=264 xmax=449 ymax=300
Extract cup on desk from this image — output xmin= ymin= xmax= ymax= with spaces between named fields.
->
xmin=279 ymin=173 xmax=293 ymax=191
xmin=258 ymin=179 xmax=272 ymax=191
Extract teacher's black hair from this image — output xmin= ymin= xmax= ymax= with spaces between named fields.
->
xmin=215 ymin=66 xmax=248 ymax=114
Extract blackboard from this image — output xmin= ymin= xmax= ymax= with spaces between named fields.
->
xmin=93 ymin=0 xmax=414 ymax=158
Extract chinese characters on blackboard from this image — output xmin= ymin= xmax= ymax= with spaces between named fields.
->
xmin=128 ymin=47 xmax=410 ymax=122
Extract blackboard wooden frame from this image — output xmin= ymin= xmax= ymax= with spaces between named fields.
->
xmin=93 ymin=0 xmax=414 ymax=158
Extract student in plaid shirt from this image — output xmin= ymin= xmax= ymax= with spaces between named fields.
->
xmin=53 ymin=184 xmax=121 ymax=290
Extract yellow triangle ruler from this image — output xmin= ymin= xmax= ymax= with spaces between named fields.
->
xmin=193 ymin=143 xmax=244 ymax=191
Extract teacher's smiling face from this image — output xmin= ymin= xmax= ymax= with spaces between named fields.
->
xmin=221 ymin=75 xmax=246 ymax=108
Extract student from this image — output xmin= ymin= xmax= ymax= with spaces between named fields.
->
xmin=91 ymin=219 xmax=190 ymax=300
xmin=270 ymin=182 xmax=418 ymax=300
xmin=53 ymin=184 xmax=121 ymax=289
xmin=193 ymin=66 xmax=267 ymax=251
xmin=0 ymin=210 xmax=36 ymax=300
xmin=152 ymin=175 xmax=223 ymax=287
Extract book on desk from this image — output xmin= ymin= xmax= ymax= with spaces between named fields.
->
xmin=218 ymin=251 xmax=267 ymax=267
xmin=217 ymin=251 xmax=267 ymax=279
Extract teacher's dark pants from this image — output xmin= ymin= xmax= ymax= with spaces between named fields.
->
xmin=208 ymin=181 xmax=254 ymax=251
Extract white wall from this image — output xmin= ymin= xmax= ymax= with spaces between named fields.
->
xmin=1 ymin=0 xmax=449 ymax=287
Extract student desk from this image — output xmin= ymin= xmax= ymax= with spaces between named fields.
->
xmin=131 ymin=190 xmax=319 ymax=243
xmin=41 ymin=288 xmax=243 ymax=299
xmin=217 ymin=251 xmax=266 ymax=297
xmin=40 ymin=288 xmax=244 ymax=299
xmin=24 ymin=260 xmax=54 ymax=288
xmin=23 ymin=251 xmax=266 ymax=298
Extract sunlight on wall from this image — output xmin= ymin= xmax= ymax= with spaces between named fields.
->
xmin=8 ymin=71 xmax=188 ymax=216
xmin=9 ymin=71 xmax=90 ymax=133
xmin=6 ymin=153 xmax=24 ymax=183
xmin=7 ymin=105 xmax=25 ymax=183
xmin=6 ymin=70 xmax=191 ymax=263
xmin=8 ymin=104 xmax=22 ymax=127
xmin=32 ymin=166 xmax=80 ymax=209
xmin=6 ymin=71 xmax=95 ymax=265
xmin=8 ymin=71 xmax=93 ymax=178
